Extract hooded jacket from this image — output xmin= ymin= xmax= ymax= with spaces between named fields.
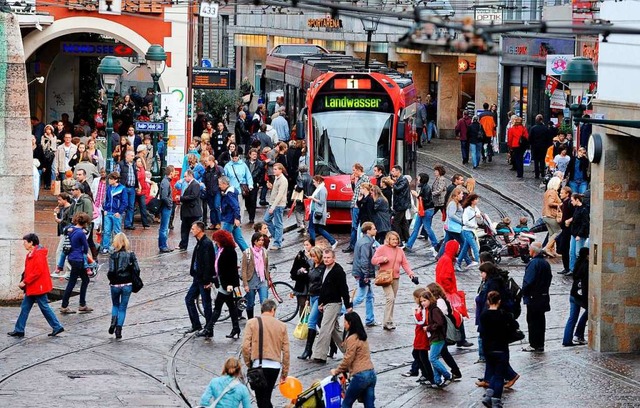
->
xmin=435 ymin=240 xmax=460 ymax=295
xmin=220 ymin=186 xmax=241 ymax=223
xmin=103 ymin=183 xmax=127 ymax=214
xmin=23 ymin=246 xmax=53 ymax=296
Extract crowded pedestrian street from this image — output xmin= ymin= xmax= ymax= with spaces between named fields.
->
xmin=2 ymin=140 xmax=639 ymax=408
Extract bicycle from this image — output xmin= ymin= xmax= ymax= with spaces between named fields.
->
xmin=196 ymin=278 xmax=299 ymax=323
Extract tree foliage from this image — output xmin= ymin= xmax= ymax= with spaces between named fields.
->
xmin=194 ymin=90 xmax=237 ymax=121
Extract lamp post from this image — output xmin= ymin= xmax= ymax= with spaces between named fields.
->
xmin=359 ymin=0 xmax=383 ymax=70
xmin=97 ymin=56 xmax=124 ymax=172
xmin=145 ymin=44 xmax=167 ymax=181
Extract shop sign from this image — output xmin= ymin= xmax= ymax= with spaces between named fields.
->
xmin=199 ymin=2 xmax=218 ymax=19
xmin=66 ymin=0 xmax=162 ymax=14
xmin=307 ymin=17 xmax=343 ymax=30
xmin=61 ymin=42 xmax=136 ymax=57
xmin=474 ymin=8 xmax=502 ymax=25
xmin=458 ymin=59 xmax=476 ymax=73
xmin=546 ymin=54 xmax=573 ymax=76
xmin=502 ymin=37 xmax=575 ymax=63
xmin=550 ymin=89 xmax=567 ymax=110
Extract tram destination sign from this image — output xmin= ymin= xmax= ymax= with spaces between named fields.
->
xmin=135 ymin=121 xmax=165 ymax=132
xmin=314 ymin=95 xmax=392 ymax=113
xmin=192 ymin=68 xmax=237 ymax=90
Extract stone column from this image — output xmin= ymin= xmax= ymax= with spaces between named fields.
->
xmin=475 ymin=55 xmax=499 ymax=108
xmin=589 ymin=99 xmax=640 ymax=352
xmin=0 ymin=14 xmax=35 ymax=302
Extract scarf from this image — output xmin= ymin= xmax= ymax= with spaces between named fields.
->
xmin=215 ymin=247 xmax=223 ymax=278
xmin=252 ymin=246 xmax=265 ymax=282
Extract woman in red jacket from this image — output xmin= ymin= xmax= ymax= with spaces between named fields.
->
xmin=135 ymin=157 xmax=151 ymax=228
xmin=8 ymin=233 xmax=64 ymax=337
xmin=435 ymin=240 xmax=473 ymax=348
xmin=507 ymin=116 xmax=529 ymax=179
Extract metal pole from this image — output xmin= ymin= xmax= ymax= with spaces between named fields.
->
xmin=105 ymin=88 xmax=114 ymax=172
xmin=364 ymin=29 xmax=373 ymax=70
xmin=151 ymin=73 xmax=161 ymax=182
xmin=161 ymin=106 xmax=170 ymax=175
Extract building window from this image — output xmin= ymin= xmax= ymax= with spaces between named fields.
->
xmin=234 ymin=34 xmax=267 ymax=48
xmin=221 ymin=15 xmax=229 ymax=67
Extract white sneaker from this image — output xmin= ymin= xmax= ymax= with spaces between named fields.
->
xmin=467 ymin=261 xmax=479 ymax=269
xmin=430 ymin=248 xmax=438 ymax=257
xmin=455 ymin=264 xmax=464 ymax=272
xmin=331 ymin=241 xmax=338 ymax=250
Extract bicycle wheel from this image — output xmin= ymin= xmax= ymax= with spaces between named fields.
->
xmin=196 ymin=287 xmax=231 ymax=321
xmin=270 ymin=281 xmax=298 ymax=322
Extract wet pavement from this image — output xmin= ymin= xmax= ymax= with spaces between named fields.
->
xmin=2 ymin=140 xmax=640 ymax=407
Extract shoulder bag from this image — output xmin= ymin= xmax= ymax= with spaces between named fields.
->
xmin=210 ymin=379 xmax=240 ymax=407
xmin=374 ymin=249 xmax=399 ymax=287
xmin=246 ymin=317 xmax=269 ymax=390
xmin=446 ymin=212 xmax=463 ymax=233
xmin=231 ymin=165 xmax=250 ymax=197
xmin=293 ymin=302 xmax=310 ymax=340
xmin=129 ymin=253 xmax=144 ymax=293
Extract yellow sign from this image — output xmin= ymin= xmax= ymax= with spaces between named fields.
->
xmin=307 ymin=17 xmax=343 ymax=29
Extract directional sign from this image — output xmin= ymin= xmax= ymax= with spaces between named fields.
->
xmin=135 ymin=121 xmax=165 ymax=132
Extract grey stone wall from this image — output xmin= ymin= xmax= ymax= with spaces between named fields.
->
xmin=0 ymin=13 xmax=35 ymax=302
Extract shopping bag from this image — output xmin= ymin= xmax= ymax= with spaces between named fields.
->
xmin=293 ymin=304 xmax=310 ymax=340
xmin=445 ymin=315 xmax=462 ymax=345
xmin=523 ymin=149 xmax=532 ymax=166
xmin=447 ymin=290 xmax=469 ymax=318
xmin=417 ymin=197 xmax=425 ymax=217
xmin=303 ymin=198 xmax=312 ymax=221
xmin=287 ymin=201 xmax=296 ymax=219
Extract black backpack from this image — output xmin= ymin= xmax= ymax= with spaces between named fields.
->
xmin=497 ymin=268 xmax=522 ymax=319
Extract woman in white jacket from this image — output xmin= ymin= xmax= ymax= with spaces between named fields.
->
xmin=456 ymin=193 xmax=481 ymax=271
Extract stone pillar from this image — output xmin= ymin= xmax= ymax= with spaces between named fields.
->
xmin=431 ymin=56 xmax=459 ymax=139
xmin=0 ymin=14 xmax=35 ymax=302
xmin=475 ymin=55 xmax=499 ymax=107
xmin=589 ymin=99 xmax=640 ymax=352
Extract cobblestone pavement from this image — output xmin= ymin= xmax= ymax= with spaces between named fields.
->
xmin=2 ymin=141 xmax=640 ymax=407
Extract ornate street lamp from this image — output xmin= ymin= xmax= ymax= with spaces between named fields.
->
xmin=359 ymin=0 xmax=383 ymax=70
xmin=97 ymin=56 xmax=124 ymax=172
xmin=145 ymin=44 xmax=167 ymax=180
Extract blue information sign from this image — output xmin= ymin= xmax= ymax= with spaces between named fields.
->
xmin=135 ymin=122 xmax=165 ymax=132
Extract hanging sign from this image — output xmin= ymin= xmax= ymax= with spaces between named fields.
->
xmin=546 ymin=54 xmax=573 ymax=76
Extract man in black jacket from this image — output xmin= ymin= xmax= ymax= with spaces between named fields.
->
xmin=177 ymin=170 xmax=203 ymax=251
xmin=235 ymin=111 xmax=251 ymax=153
xmin=521 ymin=242 xmax=552 ymax=352
xmin=311 ymin=249 xmax=353 ymax=363
xmin=184 ymin=221 xmax=215 ymax=335
xmin=117 ymin=150 xmax=139 ymax=230
xmin=158 ymin=165 xmax=176 ymax=253
xmin=203 ymin=156 xmax=223 ymax=230
xmin=390 ymin=165 xmax=411 ymax=245
xmin=528 ymin=114 xmax=551 ymax=179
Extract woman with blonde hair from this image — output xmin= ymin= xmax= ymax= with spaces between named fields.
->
xmin=107 ymin=232 xmax=140 ymax=339
xmin=436 ymin=186 xmax=471 ymax=265
xmin=542 ymin=177 xmax=563 ymax=257
xmin=465 ymin=177 xmax=476 ymax=194
xmin=200 ymin=357 xmax=251 ymax=407
xmin=371 ymin=231 xmax=417 ymax=330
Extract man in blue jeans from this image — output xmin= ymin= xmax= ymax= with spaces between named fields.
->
xmin=184 ymin=221 xmax=215 ymax=336
xmin=218 ymin=176 xmax=249 ymax=251
xmin=101 ymin=172 xmax=128 ymax=254
xmin=158 ymin=165 xmax=176 ymax=253
xmin=117 ymin=150 xmax=139 ymax=230
xmin=351 ymin=222 xmax=379 ymax=326
xmin=343 ymin=163 xmax=369 ymax=253
xmin=264 ymin=163 xmax=288 ymax=250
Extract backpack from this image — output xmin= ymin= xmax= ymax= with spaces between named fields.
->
xmin=496 ymin=268 xmax=522 ymax=319
xmin=62 ymin=227 xmax=77 ymax=255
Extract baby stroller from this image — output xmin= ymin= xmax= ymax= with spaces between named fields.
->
xmin=294 ymin=375 xmax=344 ymax=408
xmin=476 ymin=213 xmax=503 ymax=264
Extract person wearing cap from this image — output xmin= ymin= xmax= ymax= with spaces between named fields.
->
xmin=136 ymin=144 xmax=149 ymax=171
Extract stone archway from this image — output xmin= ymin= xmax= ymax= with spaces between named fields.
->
xmin=23 ymin=17 xmax=166 ymax=90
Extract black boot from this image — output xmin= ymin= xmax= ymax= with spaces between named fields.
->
xmin=115 ymin=326 xmax=122 ymax=339
xmin=328 ymin=339 xmax=338 ymax=359
xmin=108 ymin=316 xmax=117 ymax=335
xmin=246 ymin=308 xmax=254 ymax=320
xmin=298 ymin=329 xmax=316 ymax=360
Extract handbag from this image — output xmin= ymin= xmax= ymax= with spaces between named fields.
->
xmin=293 ymin=303 xmax=310 ymax=340
xmin=246 ymin=317 xmax=269 ymax=390
xmin=128 ymin=253 xmax=144 ymax=293
xmin=445 ymin=315 xmax=462 ymax=346
xmin=231 ymin=165 xmax=250 ymax=197
xmin=417 ymin=197 xmax=425 ymax=217
xmin=507 ymin=317 xmax=525 ymax=344
xmin=374 ymin=249 xmax=399 ymax=287
xmin=523 ymin=149 xmax=532 ymax=166
xmin=446 ymin=216 xmax=462 ymax=234
xmin=313 ymin=211 xmax=323 ymax=221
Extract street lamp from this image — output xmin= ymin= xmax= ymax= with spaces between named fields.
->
xmin=97 ymin=56 xmax=124 ymax=172
xmin=145 ymin=44 xmax=167 ymax=180
xmin=359 ymin=0 xmax=383 ymax=70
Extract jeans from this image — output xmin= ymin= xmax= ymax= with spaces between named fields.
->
xmin=61 ymin=260 xmax=90 ymax=308
xmin=245 ymin=283 xmax=269 ymax=314
xmin=221 ymin=222 xmax=249 ymax=251
xmin=441 ymin=344 xmax=461 ymax=375
xmin=563 ymin=295 xmax=588 ymax=344
xmin=406 ymin=208 xmax=439 ymax=249
xmin=429 ymin=341 xmax=451 ymax=384
xmin=342 ymin=369 xmax=376 ymax=408
xmin=254 ymin=367 xmax=280 ymax=408
xmin=124 ymin=186 xmax=136 ymax=228
xmin=470 ymin=142 xmax=482 ymax=168
xmin=457 ymin=230 xmax=480 ymax=266
xmin=57 ymin=252 xmax=89 ymax=270
xmin=158 ymin=206 xmax=172 ymax=250
xmin=349 ymin=207 xmax=359 ymax=248
xmin=102 ymin=213 xmax=121 ymax=250
xmin=185 ymin=278 xmax=211 ymax=330
xmin=308 ymin=295 xmax=320 ymax=330
xmin=14 ymin=294 xmax=63 ymax=333
xmin=308 ymin=221 xmax=336 ymax=246
xmin=427 ymin=120 xmax=437 ymax=142
xmin=438 ymin=231 xmax=471 ymax=264
xmin=569 ymin=180 xmax=588 ymax=194
xmin=110 ymin=284 xmax=133 ymax=326
xmin=569 ymin=236 xmax=588 ymax=272
xmin=485 ymin=351 xmax=509 ymax=399
xmin=418 ymin=127 xmax=426 ymax=145
xmin=136 ymin=194 xmax=149 ymax=226
xmin=460 ymin=140 xmax=469 ymax=164
xmin=179 ymin=216 xmax=199 ymax=250
xmin=352 ymin=281 xmax=375 ymax=325
xmin=205 ymin=192 xmax=221 ymax=225
xmin=264 ymin=206 xmax=285 ymax=247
